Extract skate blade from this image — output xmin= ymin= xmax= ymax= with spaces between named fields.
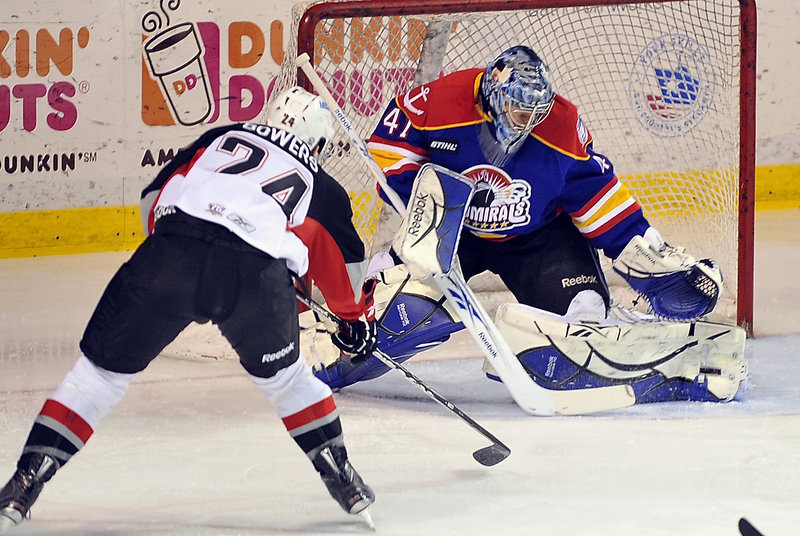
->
xmin=358 ymin=508 xmax=376 ymax=531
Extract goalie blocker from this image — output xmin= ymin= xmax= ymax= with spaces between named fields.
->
xmin=394 ymin=163 xmax=475 ymax=279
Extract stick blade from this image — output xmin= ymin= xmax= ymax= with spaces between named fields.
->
xmin=738 ymin=517 xmax=764 ymax=536
xmin=472 ymin=444 xmax=511 ymax=466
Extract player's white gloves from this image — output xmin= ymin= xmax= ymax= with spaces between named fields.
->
xmin=330 ymin=279 xmax=378 ymax=364
xmin=612 ymin=227 xmax=723 ymax=320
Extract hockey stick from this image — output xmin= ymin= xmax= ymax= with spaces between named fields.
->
xmin=296 ymin=54 xmax=636 ymax=415
xmin=296 ymin=53 xmax=408 ymax=217
xmin=738 ymin=518 xmax=764 ymax=536
xmin=295 ymin=289 xmax=511 ymax=467
xmin=434 ymin=268 xmax=636 ymax=415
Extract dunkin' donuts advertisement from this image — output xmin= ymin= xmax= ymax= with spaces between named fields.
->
xmin=140 ymin=9 xmax=286 ymax=128
xmin=0 ymin=0 xmax=798 ymax=256
xmin=1 ymin=0 xmax=295 ymax=254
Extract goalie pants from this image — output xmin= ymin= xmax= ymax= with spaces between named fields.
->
xmin=80 ymin=212 xmax=300 ymax=379
xmin=458 ymin=212 xmax=610 ymax=315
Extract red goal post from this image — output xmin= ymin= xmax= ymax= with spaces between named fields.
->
xmin=272 ymin=0 xmax=757 ymax=332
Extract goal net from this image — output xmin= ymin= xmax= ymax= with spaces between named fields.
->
xmin=270 ymin=0 xmax=755 ymax=329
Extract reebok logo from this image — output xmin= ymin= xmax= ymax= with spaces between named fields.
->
xmin=545 ymin=353 xmax=558 ymax=378
xmin=227 ymin=212 xmax=256 ymax=233
xmin=430 ymin=140 xmax=458 ymax=153
xmin=396 ymin=303 xmax=410 ymax=327
xmin=407 ymin=193 xmax=429 ymax=237
xmin=561 ymin=274 xmax=598 ymax=288
xmin=262 ymin=341 xmax=295 ymax=363
xmin=633 ymin=242 xmax=659 ymax=267
xmin=153 ymin=204 xmax=176 ymax=222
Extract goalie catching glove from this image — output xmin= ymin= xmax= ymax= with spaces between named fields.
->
xmin=612 ymin=227 xmax=722 ymax=320
xmin=330 ymin=279 xmax=378 ymax=364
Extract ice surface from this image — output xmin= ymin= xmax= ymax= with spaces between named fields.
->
xmin=1 ymin=209 xmax=799 ymax=535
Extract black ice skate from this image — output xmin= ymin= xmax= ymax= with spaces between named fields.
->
xmin=0 ymin=453 xmax=58 ymax=534
xmin=312 ymin=444 xmax=375 ymax=516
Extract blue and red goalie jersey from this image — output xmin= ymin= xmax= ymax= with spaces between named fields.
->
xmin=366 ymin=68 xmax=650 ymax=259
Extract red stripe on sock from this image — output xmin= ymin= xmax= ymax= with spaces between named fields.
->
xmin=281 ymin=396 xmax=337 ymax=432
xmin=40 ymin=399 xmax=94 ymax=443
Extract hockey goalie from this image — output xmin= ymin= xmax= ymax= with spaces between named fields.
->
xmin=303 ymin=164 xmax=747 ymax=408
xmin=303 ymin=45 xmax=747 ymax=410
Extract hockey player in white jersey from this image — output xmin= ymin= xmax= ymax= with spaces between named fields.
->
xmin=0 ymin=87 xmax=377 ymax=534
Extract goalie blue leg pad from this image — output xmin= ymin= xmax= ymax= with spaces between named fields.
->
xmin=314 ymin=291 xmax=464 ymax=390
xmin=484 ymin=346 xmax=728 ymax=403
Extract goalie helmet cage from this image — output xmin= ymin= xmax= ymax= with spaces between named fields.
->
xmin=272 ymin=0 xmax=756 ymax=333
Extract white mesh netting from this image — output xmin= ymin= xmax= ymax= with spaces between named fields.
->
xmin=266 ymin=0 xmax=749 ymax=326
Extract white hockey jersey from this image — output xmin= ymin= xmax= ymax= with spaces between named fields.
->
xmin=141 ymin=123 xmax=370 ymax=322
xmin=150 ymin=123 xmax=320 ymax=275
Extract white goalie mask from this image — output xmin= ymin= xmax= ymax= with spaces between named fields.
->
xmin=479 ymin=46 xmax=555 ymax=158
xmin=266 ymin=86 xmax=336 ymax=163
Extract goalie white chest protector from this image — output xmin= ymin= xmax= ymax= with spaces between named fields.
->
xmin=154 ymin=124 xmax=318 ymax=276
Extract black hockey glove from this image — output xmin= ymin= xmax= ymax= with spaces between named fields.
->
xmin=330 ymin=279 xmax=378 ymax=364
xmin=331 ymin=315 xmax=378 ymax=365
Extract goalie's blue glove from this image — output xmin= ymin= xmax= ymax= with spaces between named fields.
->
xmin=612 ymin=228 xmax=723 ymax=320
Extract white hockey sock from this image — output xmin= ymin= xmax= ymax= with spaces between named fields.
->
xmin=249 ymin=354 xmax=333 ymax=419
xmin=49 ymin=355 xmax=136 ymax=429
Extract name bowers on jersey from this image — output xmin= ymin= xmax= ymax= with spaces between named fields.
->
xmin=242 ymin=123 xmax=320 ymax=173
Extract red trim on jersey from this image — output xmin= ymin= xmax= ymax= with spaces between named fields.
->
xmin=394 ymin=68 xmax=590 ymax=160
xmin=582 ymin=202 xmax=642 ymax=239
xmin=475 ymin=234 xmax=515 ymax=242
xmin=281 ymin=395 xmax=337 ymax=432
xmin=397 ymin=69 xmax=484 ymax=129
xmin=292 ymin=217 xmax=362 ymax=321
xmin=532 ymin=95 xmax=592 ymax=159
xmin=385 ymin=161 xmax=423 ymax=178
xmin=573 ymin=176 xmax=620 ymax=219
xmin=40 ymin=399 xmax=93 ymax=443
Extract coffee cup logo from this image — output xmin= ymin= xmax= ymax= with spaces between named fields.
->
xmin=144 ymin=22 xmax=212 ymax=125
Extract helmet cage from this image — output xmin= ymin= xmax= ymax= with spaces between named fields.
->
xmin=481 ymin=46 xmax=555 ymax=152
xmin=502 ymin=99 xmax=554 ymax=133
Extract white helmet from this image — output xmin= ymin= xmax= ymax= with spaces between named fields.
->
xmin=266 ymin=86 xmax=336 ymax=162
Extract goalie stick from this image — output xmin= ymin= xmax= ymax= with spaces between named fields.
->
xmin=295 ymin=288 xmax=511 ymax=467
xmin=433 ymin=268 xmax=636 ymax=415
xmin=296 ymin=54 xmax=636 ymax=416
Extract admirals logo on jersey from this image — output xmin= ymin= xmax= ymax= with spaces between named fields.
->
xmin=628 ymin=34 xmax=715 ymax=138
xmin=461 ymin=165 xmax=531 ymax=237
